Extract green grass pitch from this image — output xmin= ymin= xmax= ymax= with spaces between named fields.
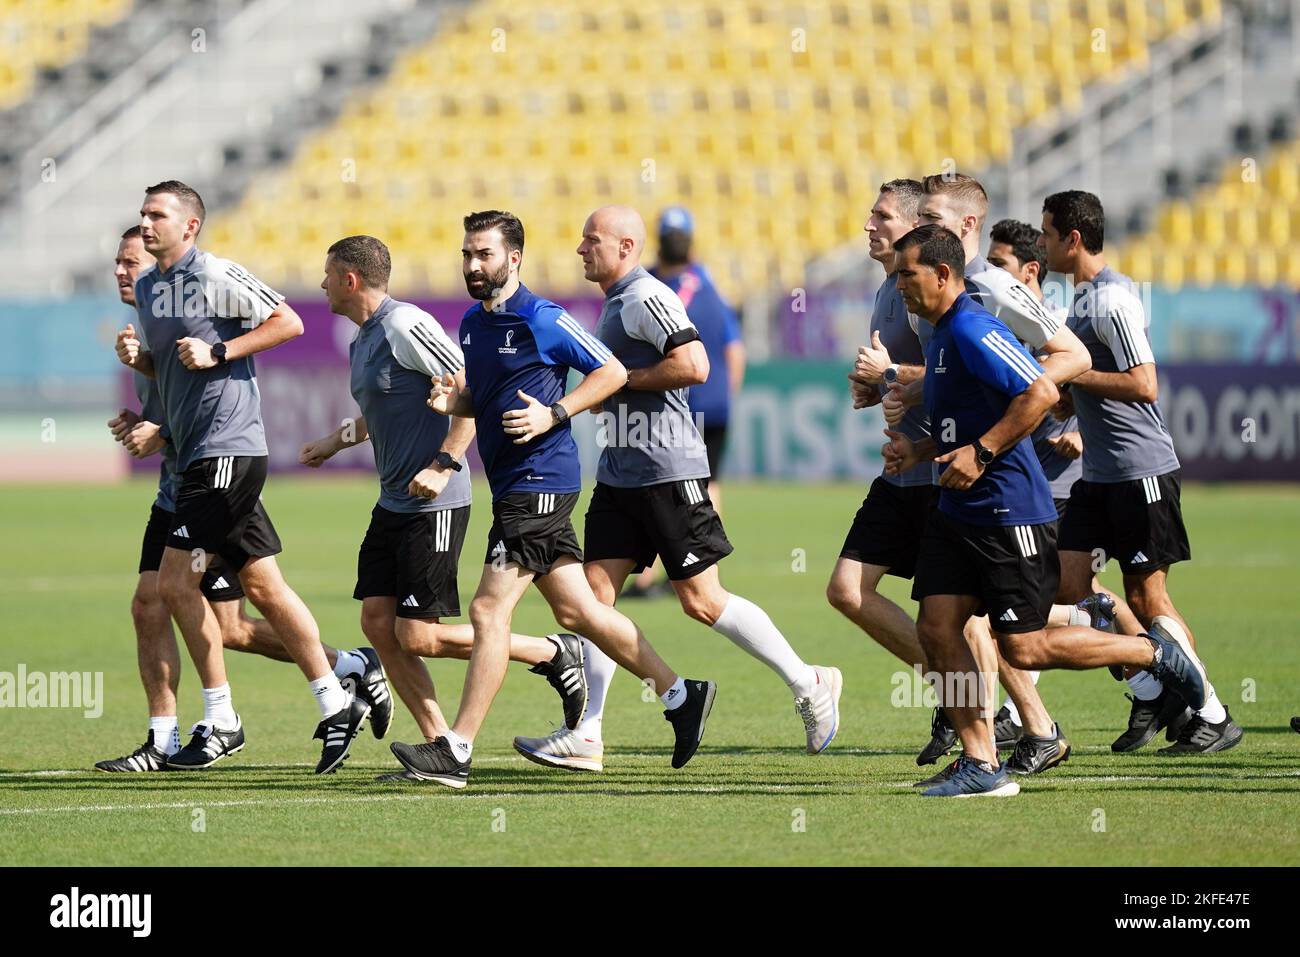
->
xmin=1 ymin=478 xmax=1297 ymax=866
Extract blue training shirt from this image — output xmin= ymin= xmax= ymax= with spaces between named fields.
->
xmin=459 ymin=284 xmax=613 ymax=501
xmin=923 ymin=293 xmax=1057 ymax=527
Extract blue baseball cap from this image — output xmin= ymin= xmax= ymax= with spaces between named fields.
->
xmin=658 ymin=206 xmax=694 ymax=235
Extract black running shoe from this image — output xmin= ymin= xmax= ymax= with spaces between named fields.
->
xmin=913 ymin=758 xmax=961 ymax=788
xmin=1005 ymin=723 xmax=1071 ymax=775
xmin=95 ymin=731 xmax=169 ymax=772
xmin=313 ymin=696 xmax=370 ymax=774
xmin=166 ymin=718 xmax=246 ymax=770
xmin=1111 ymin=688 xmax=1190 ymax=753
xmin=1158 ymin=711 xmax=1244 ymax=755
xmin=664 ymin=678 xmax=716 ymax=769
xmin=390 ymin=736 xmax=470 ymax=788
xmin=916 ymin=707 xmax=957 ymax=766
xmin=529 ymin=633 xmax=588 ymax=730
xmin=993 ymin=705 xmax=1023 ymax=751
xmin=341 ymin=648 xmax=392 ymax=740
xmin=1076 ymin=593 xmax=1123 ymax=680
xmin=1145 ymin=618 xmax=1206 ymax=711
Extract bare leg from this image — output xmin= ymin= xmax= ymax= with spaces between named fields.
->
xmin=826 ymin=557 xmax=926 ymax=669
xmin=962 ymin=615 xmax=999 ymax=740
xmin=237 ymin=555 xmax=332 ymax=681
xmin=131 ymin=571 xmax=181 ymax=717
xmin=360 ymin=598 xmax=446 ymax=740
xmin=157 ymin=547 xmax=226 ymax=688
xmin=391 ymin=619 xmax=554 ymax=666
xmin=535 ymin=557 xmax=678 ymax=695
xmin=916 ymin=594 xmax=994 ymax=765
xmin=994 ymin=648 xmax=1054 ymax=737
xmin=449 ymin=564 xmax=535 ymax=741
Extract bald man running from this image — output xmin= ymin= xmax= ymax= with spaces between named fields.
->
xmin=513 ymin=206 xmax=842 ymax=773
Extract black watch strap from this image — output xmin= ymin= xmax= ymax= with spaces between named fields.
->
xmin=550 ymin=402 xmax=569 ymax=425
xmin=434 ymin=451 xmax=462 ymax=472
xmin=975 ymin=442 xmax=995 ymax=468
xmin=212 ymin=342 xmax=228 ymax=365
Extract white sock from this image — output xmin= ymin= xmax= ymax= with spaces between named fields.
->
xmin=332 ymin=649 xmax=367 ymax=679
xmin=577 ymin=637 xmax=615 ymax=739
xmin=1196 ymin=682 xmax=1227 ymax=723
xmin=1001 ymin=671 xmax=1039 ymax=725
xmin=1067 ymin=605 xmax=1090 ymax=627
xmin=711 ymin=593 xmax=812 ymax=693
xmin=443 ymin=729 xmax=473 ymax=762
xmin=149 ymin=716 xmax=181 ymax=756
xmin=201 ymin=684 xmax=237 ymax=729
xmin=309 ymin=673 xmax=348 ymax=718
xmin=1127 ymin=670 xmax=1163 ymax=701
xmin=660 ymin=676 xmax=687 ymax=710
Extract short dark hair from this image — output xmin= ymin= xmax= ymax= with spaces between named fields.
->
xmin=1042 ymin=190 xmax=1105 ymax=253
xmin=879 ymin=178 xmax=924 ymax=219
xmin=894 ymin=224 xmax=966 ymax=280
xmin=120 ymin=225 xmax=143 ymax=241
xmin=463 ymin=210 xmax=525 ymax=256
xmin=145 ymin=180 xmax=206 ymax=229
xmin=327 ymin=235 xmax=392 ymax=289
xmin=921 ymin=172 xmax=989 ymax=225
xmin=989 ymin=219 xmax=1046 ymax=274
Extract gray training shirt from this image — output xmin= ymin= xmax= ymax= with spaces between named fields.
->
xmin=349 ymin=297 xmax=471 ymax=513
xmin=133 ymin=246 xmax=279 ymax=471
xmin=1067 ymin=267 xmax=1180 ymax=483
xmin=134 ymin=372 xmax=179 ymax=512
xmin=872 ymin=273 xmax=933 ymax=487
xmin=594 ymin=266 xmax=712 ymax=488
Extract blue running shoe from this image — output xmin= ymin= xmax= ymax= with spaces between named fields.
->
xmin=1077 ymin=593 xmax=1123 ymax=680
xmin=1144 ymin=616 xmax=1207 ymax=711
xmin=920 ymin=755 xmax=1021 ymax=798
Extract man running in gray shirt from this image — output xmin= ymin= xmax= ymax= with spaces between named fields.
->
xmin=115 ymin=180 xmax=380 ymax=774
xmin=299 ymin=235 xmax=589 ymax=781
xmin=513 ymin=206 xmax=841 ymax=773
xmin=1040 ymin=190 xmax=1242 ymax=755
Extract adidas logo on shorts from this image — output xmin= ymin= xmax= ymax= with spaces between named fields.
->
xmin=402 ymin=595 xmax=419 ymax=608
xmin=1131 ymin=551 xmax=1149 ymax=564
xmin=681 ymin=552 xmax=700 ymax=568
xmin=173 ymin=526 xmax=190 ymax=539
xmin=998 ymin=609 xmax=1019 ymax=623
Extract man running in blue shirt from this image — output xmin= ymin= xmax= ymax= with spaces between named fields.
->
xmin=882 ymin=225 xmax=1211 ymax=797
xmin=388 ymin=211 xmax=716 ymax=788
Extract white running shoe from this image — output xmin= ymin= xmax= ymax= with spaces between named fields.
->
xmin=513 ymin=727 xmax=604 ymax=772
xmin=796 ymin=665 xmax=843 ymax=754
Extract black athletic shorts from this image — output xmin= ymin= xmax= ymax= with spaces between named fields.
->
xmin=701 ymin=425 xmax=728 ymax=479
xmin=584 ymin=478 xmax=734 ymax=581
xmin=354 ymin=504 xmax=469 ymax=619
xmin=912 ymin=510 xmax=1059 ymax=635
xmin=139 ymin=504 xmax=246 ymax=601
xmin=167 ymin=455 xmax=282 ymax=572
xmin=483 ymin=492 xmax=583 ymax=576
xmin=839 ymin=477 xmax=938 ymax=579
xmin=1057 ymin=469 xmax=1191 ymax=575
xmin=1053 ymin=497 xmax=1071 ymax=521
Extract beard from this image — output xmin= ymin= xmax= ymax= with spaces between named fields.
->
xmin=463 ymin=260 xmax=511 ymax=301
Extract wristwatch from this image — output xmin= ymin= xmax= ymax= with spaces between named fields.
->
xmin=212 ymin=342 xmax=228 ymax=365
xmin=883 ymin=363 xmax=900 ymax=386
xmin=550 ymin=402 xmax=569 ymax=425
xmin=974 ymin=441 xmax=995 ymax=469
xmin=433 ymin=451 xmax=462 ymax=472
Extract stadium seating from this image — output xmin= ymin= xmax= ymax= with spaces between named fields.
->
xmin=0 ymin=0 xmax=134 ymax=110
xmin=1112 ymin=139 xmax=1300 ymax=288
xmin=202 ymin=0 xmax=1224 ymax=298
